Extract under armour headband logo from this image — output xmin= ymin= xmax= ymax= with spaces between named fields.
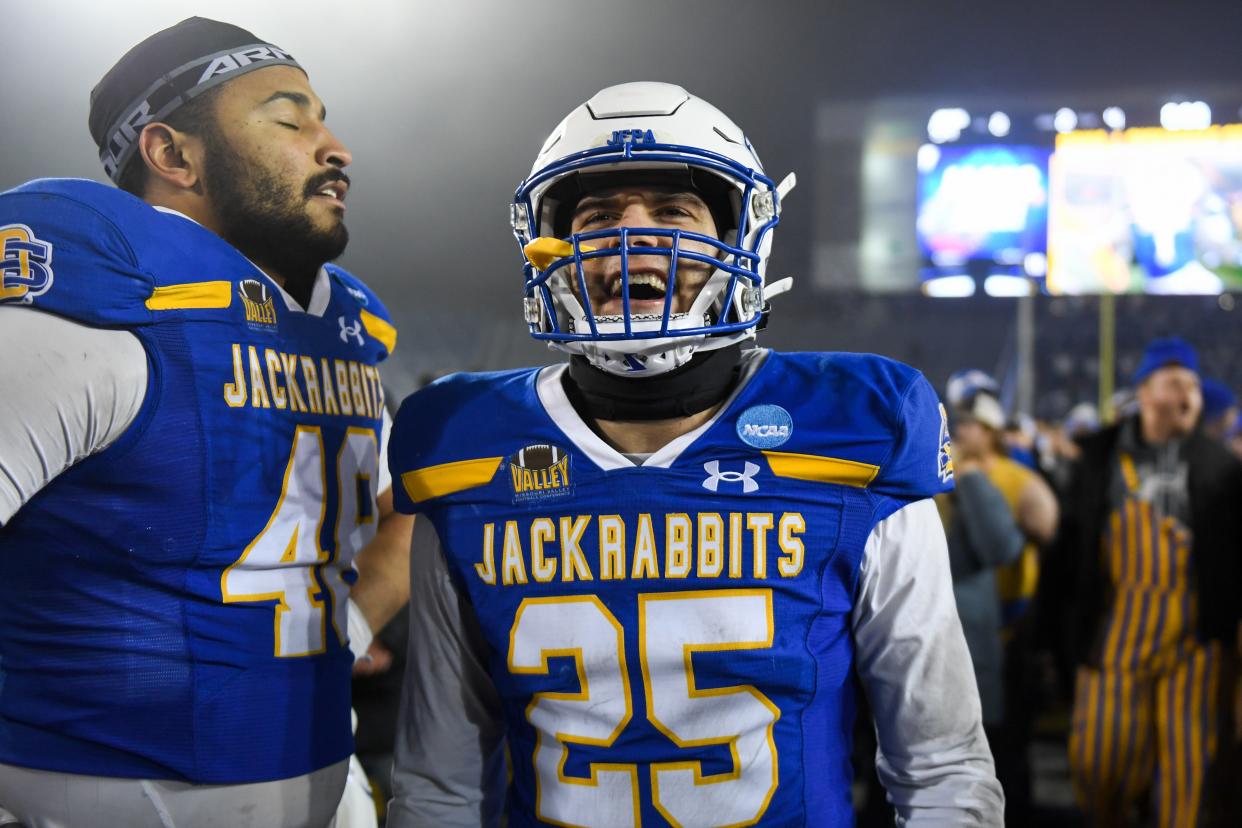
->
xmin=98 ymin=42 xmax=301 ymax=182
xmin=196 ymin=45 xmax=294 ymax=85
xmin=702 ymin=460 xmax=760 ymax=493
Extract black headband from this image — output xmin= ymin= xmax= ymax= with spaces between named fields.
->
xmin=89 ymin=17 xmax=303 ymax=183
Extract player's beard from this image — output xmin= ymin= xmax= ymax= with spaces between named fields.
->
xmin=202 ymin=130 xmax=349 ymax=297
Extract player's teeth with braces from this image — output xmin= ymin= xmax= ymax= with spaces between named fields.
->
xmin=610 ymin=274 xmax=666 ymax=296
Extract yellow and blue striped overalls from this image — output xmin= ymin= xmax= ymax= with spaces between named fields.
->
xmin=1069 ymin=451 xmax=1225 ymax=827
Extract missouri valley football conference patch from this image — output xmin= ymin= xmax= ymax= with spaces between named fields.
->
xmin=239 ymin=279 xmax=277 ymax=330
xmin=510 ymin=443 xmax=573 ymax=504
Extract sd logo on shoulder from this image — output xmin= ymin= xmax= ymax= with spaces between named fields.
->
xmin=0 ymin=224 xmax=54 ymax=304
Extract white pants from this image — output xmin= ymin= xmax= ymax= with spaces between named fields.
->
xmin=337 ymin=754 xmax=378 ymax=828
xmin=0 ymin=758 xmax=353 ymax=828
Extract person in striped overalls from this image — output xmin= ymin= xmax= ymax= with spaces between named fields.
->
xmin=1056 ymin=337 xmax=1242 ymax=827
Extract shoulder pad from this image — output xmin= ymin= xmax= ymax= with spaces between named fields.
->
xmin=871 ymin=365 xmax=955 ymax=502
xmin=767 ymin=352 xmax=952 ymax=501
xmin=0 ymin=178 xmax=262 ymax=327
xmin=0 ymin=179 xmax=153 ymax=325
xmin=388 ymin=369 xmax=541 ymax=513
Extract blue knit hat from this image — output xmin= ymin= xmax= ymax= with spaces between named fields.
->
xmin=1201 ymin=378 xmax=1237 ymax=420
xmin=1133 ymin=337 xmax=1198 ymax=385
xmin=945 ymin=369 xmax=999 ymax=408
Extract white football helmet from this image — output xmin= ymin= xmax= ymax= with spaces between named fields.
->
xmin=511 ymin=82 xmax=796 ymax=376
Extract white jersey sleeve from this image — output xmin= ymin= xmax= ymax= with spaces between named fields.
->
xmin=342 ymin=407 xmax=397 ymax=661
xmin=852 ymin=497 xmax=1005 ymax=825
xmin=0 ymin=308 xmax=148 ymax=526
xmin=387 ymin=516 xmax=507 ymax=828
xmin=377 ymin=406 xmax=393 ymax=494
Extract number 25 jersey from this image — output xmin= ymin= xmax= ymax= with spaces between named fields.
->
xmin=388 ymin=350 xmax=956 ymax=826
xmin=0 ymin=179 xmax=395 ymax=783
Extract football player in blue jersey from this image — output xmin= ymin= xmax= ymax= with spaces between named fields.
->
xmin=386 ymin=83 xmax=1004 ymax=826
xmin=0 ymin=18 xmax=411 ymax=828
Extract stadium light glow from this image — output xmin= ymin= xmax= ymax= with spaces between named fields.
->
xmin=1053 ymin=108 xmax=1078 ymax=134
xmin=1102 ymin=106 xmax=1126 ymax=130
xmin=1160 ymin=101 xmax=1212 ymax=131
xmin=1159 ymin=102 xmax=1177 ymax=129
xmin=1191 ymin=101 xmax=1212 ymax=128
xmin=987 ymin=112 xmax=1011 ymax=138
xmin=983 ymin=274 xmax=1034 ymax=297
xmin=922 ymin=275 xmax=976 ymax=298
xmin=916 ymin=143 xmax=941 ymax=174
xmin=927 ymin=108 xmax=971 ymax=143
xmin=1023 ymin=252 xmax=1048 ymax=277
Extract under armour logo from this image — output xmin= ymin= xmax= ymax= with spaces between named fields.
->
xmin=702 ymin=460 xmax=760 ymax=493
xmin=339 ymin=316 xmax=364 ymax=346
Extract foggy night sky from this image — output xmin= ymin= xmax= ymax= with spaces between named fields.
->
xmin=5 ymin=1 xmax=1242 ymax=388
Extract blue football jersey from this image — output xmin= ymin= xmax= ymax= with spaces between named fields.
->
xmin=389 ymin=351 xmax=953 ymax=826
xmin=0 ymin=179 xmax=396 ymax=783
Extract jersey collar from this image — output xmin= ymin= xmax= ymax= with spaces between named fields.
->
xmin=152 ymin=205 xmax=332 ymax=316
xmin=535 ymin=349 xmax=768 ymax=471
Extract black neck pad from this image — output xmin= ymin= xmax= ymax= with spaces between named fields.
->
xmin=563 ymin=345 xmax=742 ymax=422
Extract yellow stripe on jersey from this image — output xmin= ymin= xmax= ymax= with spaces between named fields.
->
xmin=762 ymin=450 xmax=880 ymax=488
xmin=1119 ymin=452 xmax=1139 ymax=493
xmin=401 ymin=457 xmax=503 ymax=503
xmin=360 ymin=309 xmax=397 ymax=354
xmin=145 ymin=280 xmax=234 ymax=310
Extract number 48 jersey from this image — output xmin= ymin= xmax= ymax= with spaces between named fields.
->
xmin=388 ymin=349 xmax=958 ymax=826
xmin=0 ymin=179 xmax=395 ymax=783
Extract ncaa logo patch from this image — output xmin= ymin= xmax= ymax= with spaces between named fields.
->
xmin=0 ymin=224 xmax=54 ymax=304
xmin=736 ymin=404 xmax=793 ymax=449
xmin=510 ymin=443 xmax=573 ymax=504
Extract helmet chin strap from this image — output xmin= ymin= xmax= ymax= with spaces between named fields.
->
xmin=563 ymin=344 xmax=743 ymax=422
